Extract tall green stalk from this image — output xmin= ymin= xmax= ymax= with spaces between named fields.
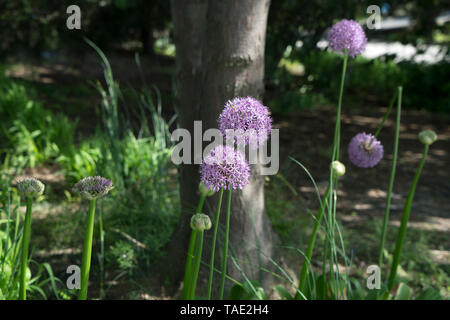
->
xmin=320 ymin=52 xmax=348 ymax=299
xmin=387 ymin=144 xmax=430 ymax=292
xmin=98 ymin=206 xmax=105 ymax=299
xmin=182 ymin=229 xmax=198 ymax=299
xmin=378 ymin=87 xmax=402 ymax=269
xmin=372 ymin=89 xmax=399 ymax=141
xmin=181 ymin=193 xmax=206 ymax=299
xmin=78 ymin=199 xmax=96 ymax=300
xmin=297 ymin=185 xmax=330 ymax=296
xmin=332 ymin=52 xmax=348 ymax=161
xmin=218 ymin=188 xmax=232 ymax=300
xmin=189 ymin=231 xmax=204 ymax=299
xmin=19 ymin=197 xmax=33 ymax=300
xmin=207 ymin=187 xmax=224 ymax=299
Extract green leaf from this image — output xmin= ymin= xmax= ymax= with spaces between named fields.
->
xmin=229 ymin=283 xmax=245 ymax=300
xmin=228 ymin=281 xmax=266 ymax=300
xmin=415 ymin=287 xmax=442 ymax=300
xmin=274 ymin=285 xmax=293 ymax=300
xmin=365 ymin=289 xmax=382 ymax=300
xmin=394 ymin=283 xmax=411 ymax=300
xmin=316 ymin=274 xmax=328 ymax=300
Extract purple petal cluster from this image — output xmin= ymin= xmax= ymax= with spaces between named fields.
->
xmin=200 ymin=145 xmax=250 ymax=192
xmin=72 ymin=176 xmax=113 ymax=200
xmin=218 ymin=96 xmax=272 ymax=148
xmin=328 ymin=19 xmax=367 ymax=57
xmin=347 ymin=133 xmax=384 ymax=168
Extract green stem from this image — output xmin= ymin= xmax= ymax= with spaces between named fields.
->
xmin=387 ymin=144 xmax=429 ymax=292
xmin=98 ymin=206 xmax=105 ymax=299
xmin=332 ymin=52 xmax=348 ymax=162
xmin=196 ymin=193 xmax=206 ymax=214
xmin=182 ymin=229 xmax=198 ymax=299
xmin=372 ymin=89 xmax=399 ymax=141
xmin=218 ymin=188 xmax=232 ymax=300
xmin=320 ymin=52 xmax=347 ymax=300
xmin=378 ymin=87 xmax=402 ymax=269
xmin=189 ymin=231 xmax=204 ymax=299
xmin=78 ymin=199 xmax=96 ymax=300
xmin=181 ymin=193 xmax=207 ymax=299
xmin=19 ymin=197 xmax=33 ymax=300
xmin=297 ymin=185 xmax=331 ymax=297
xmin=207 ymin=187 xmax=224 ymax=299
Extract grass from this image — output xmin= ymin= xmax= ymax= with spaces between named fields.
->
xmin=264 ymin=171 xmax=449 ymax=299
xmin=0 ymin=45 xmax=180 ymax=299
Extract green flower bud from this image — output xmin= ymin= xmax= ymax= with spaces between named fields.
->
xmin=199 ymin=182 xmax=215 ymax=197
xmin=418 ymin=130 xmax=437 ymax=146
xmin=190 ymin=213 xmax=212 ymax=231
xmin=331 ymin=161 xmax=346 ymax=177
xmin=17 ymin=177 xmax=45 ymax=198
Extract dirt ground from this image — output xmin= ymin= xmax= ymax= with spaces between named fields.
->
xmin=276 ymin=104 xmax=450 ymax=228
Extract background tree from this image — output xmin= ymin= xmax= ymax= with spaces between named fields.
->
xmin=167 ymin=0 xmax=277 ymax=295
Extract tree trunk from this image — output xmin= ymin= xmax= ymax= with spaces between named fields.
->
xmin=166 ymin=0 xmax=276 ymax=297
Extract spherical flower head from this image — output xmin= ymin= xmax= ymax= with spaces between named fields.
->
xmin=199 ymin=181 xmax=215 ymax=197
xmin=200 ymin=145 xmax=250 ymax=192
xmin=17 ymin=177 xmax=45 ymax=198
xmin=190 ymin=213 xmax=212 ymax=231
xmin=331 ymin=161 xmax=346 ymax=177
xmin=348 ymin=133 xmax=384 ymax=168
xmin=418 ymin=130 xmax=437 ymax=146
xmin=72 ymin=176 xmax=113 ymax=200
xmin=328 ymin=19 xmax=367 ymax=57
xmin=218 ymin=96 xmax=272 ymax=149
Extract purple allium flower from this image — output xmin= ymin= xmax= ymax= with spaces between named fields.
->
xmin=347 ymin=133 xmax=384 ymax=168
xmin=17 ymin=177 xmax=45 ymax=198
xmin=328 ymin=19 xmax=367 ymax=57
xmin=218 ymin=96 xmax=272 ymax=149
xmin=72 ymin=176 xmax=113 ymax=200
xmin=200 ymin=145 xmax=250 ymax=192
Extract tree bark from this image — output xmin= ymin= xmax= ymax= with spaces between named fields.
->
xmin=166 ymin=0 xmax=276 ymax=297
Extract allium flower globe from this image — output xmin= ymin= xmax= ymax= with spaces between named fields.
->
xmin=348 ymin=133 xmax=384 ymax=168
xmin=73 ymin=176 xmax=114 ymax=200
xmin=190 ymin=213 xmax=212 ymax=231
xmin=328 ymin=19 xmax=367 ymax=57
xmin=200 ymin=145 xmax=250 ymax=192
xmin=218 ymin=97 xmax=272 ymax=148
xmin=17 ymin=177 xmax=45 ymax=198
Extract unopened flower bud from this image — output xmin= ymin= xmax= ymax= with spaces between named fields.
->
xmin=190 ymin=213 xmax=212 ymax=231
xmin=418 ymin=130 xmax=437 ymax=146
xmin=17 ymin=177 xmax=45 ymax=198
xmin=331 ymin=161 xmax=346 ymax=177
xmin=199 ymin=182 xmax=215 ymax=197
